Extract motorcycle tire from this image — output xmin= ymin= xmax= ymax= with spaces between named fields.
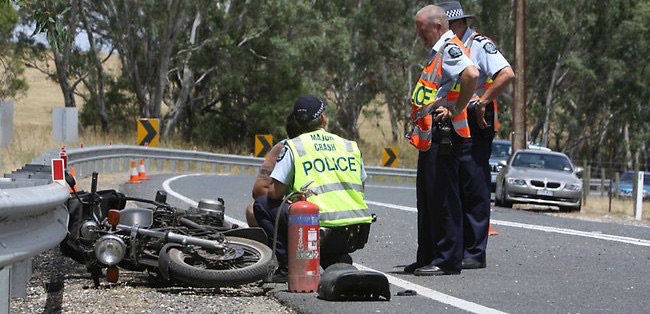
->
xmin=159 ymin=236 xmax=273 ymax=287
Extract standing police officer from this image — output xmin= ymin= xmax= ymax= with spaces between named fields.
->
xmin=253 ymin=94 xmax=374 ymax=281
xmin=438 ymin=1 xmax=515 ymax=269
xmin=404 ymin=5 xmax=478 ymax=276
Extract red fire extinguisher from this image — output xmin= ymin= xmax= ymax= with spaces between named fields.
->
xmin=59 ymin=145 xmax=68 ymax=170
xmin=287 ymin=197 xmax=320 ymax=292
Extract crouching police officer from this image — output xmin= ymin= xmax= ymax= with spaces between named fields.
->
xmin=253 ymin=94 xmax=374 ymax=282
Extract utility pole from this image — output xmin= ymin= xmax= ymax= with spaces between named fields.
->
xmin=512 ymin=0 xmax=527 ymax=152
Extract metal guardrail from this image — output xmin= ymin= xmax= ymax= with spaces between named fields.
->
xmin=0 ymin=181 xmax=69 ymax=310
xmin=24 ymin=144 xmax=417 ymax=180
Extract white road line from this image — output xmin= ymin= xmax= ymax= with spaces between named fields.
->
xmin=365 ymin=200 xmax=650 ymax=247
xmin=354 ymin=263 xmax=508 ymax=314
xmin=162 ymin=174 xmax=247 ymax=227
xmin=491 ymin=219 xmax=650 ymax=246
xmin=162 ymin=174 xmax=507 ymax=313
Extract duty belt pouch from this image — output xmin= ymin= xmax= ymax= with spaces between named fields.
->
xmin=433 ymin=121 xmax=453 ymax=156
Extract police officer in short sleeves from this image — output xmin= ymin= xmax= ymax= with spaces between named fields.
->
xmin=404 ymin=5 xmax=478 ymax=276
xmin=253 ymin=94 xmax=373 ymax=282
xmin=439 ymin=1 xmax=515 ymax=270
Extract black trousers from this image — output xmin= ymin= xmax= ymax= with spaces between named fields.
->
xmin=253 ymin=196 xmax=366 ymax=270
xmin=415 ymin=131 xmax=471 ymax=271
xmin=461 ymin=107 xmax=495 ymax=263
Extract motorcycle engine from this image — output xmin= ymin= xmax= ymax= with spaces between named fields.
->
xmin=193 ymin=198 xmax=225 ymax=227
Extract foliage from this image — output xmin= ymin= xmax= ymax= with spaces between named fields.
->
xmin=3 ymin=0 xmax=650 ymax=171
xmin=0 ymin=2 xmax=27 ymax=99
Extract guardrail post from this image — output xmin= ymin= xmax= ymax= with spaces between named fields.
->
xmin=1 ymin=265 xmax=9 ymax=313
xmin=600 ymin=168 xmax=606 ymax=196
xmin=634 ymin=171 xmax=644 ymax=220
xmin=10 ymin=259 xmax=30 ymax=298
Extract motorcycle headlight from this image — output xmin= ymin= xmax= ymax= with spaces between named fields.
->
xmin=79 ymin=220 xmax=100 ymax=242
xmin=95 ymin=235 xmax=126 ymax=266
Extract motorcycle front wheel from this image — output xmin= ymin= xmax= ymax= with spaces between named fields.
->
xmin=159 ymin=236 xmax=273 ymax=287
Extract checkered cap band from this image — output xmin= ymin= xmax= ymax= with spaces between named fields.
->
xmin=446 ymin=8 xmax=464 ymax=19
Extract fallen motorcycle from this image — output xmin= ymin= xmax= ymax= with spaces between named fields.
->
xmin=59 ymin=171 xmax=273 ymax=288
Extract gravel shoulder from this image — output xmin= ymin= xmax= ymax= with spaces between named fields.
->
xmin=10 ymin=248 xmax=294 ymax=314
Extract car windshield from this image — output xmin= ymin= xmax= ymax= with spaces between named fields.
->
xmin=511 ymin=152 xmax=573 ymax=172
xmin=491 ymin=142 xmax=511 ymax=159
xmin=620 ymin=172 xmax=650 ymax=185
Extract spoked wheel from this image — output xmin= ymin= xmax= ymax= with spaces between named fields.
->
xmin=159 ymin=236 xmax=273 ymax=287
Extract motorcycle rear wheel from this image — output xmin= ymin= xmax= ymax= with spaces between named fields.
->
xmin=160 ymin=236 xmax=273 ymax=287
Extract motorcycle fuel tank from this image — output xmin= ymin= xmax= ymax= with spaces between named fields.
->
xmin=118 ymin=207 xmax=153 ymax=228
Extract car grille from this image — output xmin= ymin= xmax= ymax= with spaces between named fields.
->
xmin=530 ymin=180 xmax=561 ymax=189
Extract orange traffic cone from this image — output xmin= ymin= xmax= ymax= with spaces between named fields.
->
xmin=138 ymin=158 xmax=149 ymax=181
xmin=488 ymin=224 xmax=499 ymax=236
xmin=69 ymin=167 xmax=79 ymax=192
xmin=128 ymin=160 xmax=141 ymax=184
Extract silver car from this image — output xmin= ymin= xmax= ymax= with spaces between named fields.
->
xmin=495 ymin=149 xmax=583 ymax=212
xmin=489 ymin=139 xmax=512 ymax=192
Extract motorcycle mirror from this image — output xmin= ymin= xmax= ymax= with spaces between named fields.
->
xmin=155 ymin=190 xmax=167 ymax=204
xmin=64 ymin=170 xmax=77 ymax=189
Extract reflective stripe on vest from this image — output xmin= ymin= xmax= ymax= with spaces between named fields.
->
xmin=287 ymin=130 xmax=372 ymax=227
xmin=464 ymin=31 xmax=499 ymax=130
xmin=410 ymin=36 xmax=471 ymax=139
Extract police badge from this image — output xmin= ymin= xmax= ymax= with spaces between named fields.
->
xmin=484 ymin=42 xmax=498 ymax=54
xmin=276 ymin=145 xmax=288 ymax=162
xmin=448 ymin=46 xmax=462 ymax=58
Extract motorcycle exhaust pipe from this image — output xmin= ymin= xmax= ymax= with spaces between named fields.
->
xmin=119 ymin=225 xmax=226 ymax=250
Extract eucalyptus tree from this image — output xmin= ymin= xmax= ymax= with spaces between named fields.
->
xmin=101 ymin=0 xmax=191 ymax=119
xmin=0 ymin=2 xmax=27 ymax=99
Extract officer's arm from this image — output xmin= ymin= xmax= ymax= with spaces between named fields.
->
xmin=268 ymin=179 xmax=286 ymax=201
xmin=478 ymin=66 xmax=515 ymax=107
xmin=452 ymin=65 xmax=479 ymax=116
xmin=251 ymin=143 xmax=284 ymax=199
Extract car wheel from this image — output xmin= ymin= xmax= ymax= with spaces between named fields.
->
xmin=494 ymin=185 xmax=503 ymax=206
xmin=500 ymin=183 xmax=512 ymax=208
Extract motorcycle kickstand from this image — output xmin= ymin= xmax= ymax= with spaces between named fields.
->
xmin=88 ymin=266 xmax=102 ymax=288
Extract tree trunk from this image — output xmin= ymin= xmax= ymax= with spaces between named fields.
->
xmin=52 ymin=1 xmax=80 ymax=109
xmin=80 ymin=0 xmax=109 ymax=131
xmin=149 ymin=0 xmax=187 ymax=119
xmin=541 ymin=53 xmax=562 ymax=147
xmin=624 ymin=123 xmax=632 ymax=169
xmin=164 ymin=10 xmax=202 ymax=137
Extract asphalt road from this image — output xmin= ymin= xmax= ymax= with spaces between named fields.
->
xmin=123 ymin=173 xmax=650 ymax=314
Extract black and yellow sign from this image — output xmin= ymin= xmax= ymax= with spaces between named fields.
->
xmin=382 ymin=147 xmax=398 ymax=167
xmin=137 ymin=118 xmax=159 ymax=147
xmin=255 ymin=134 xmax=273 ymax=157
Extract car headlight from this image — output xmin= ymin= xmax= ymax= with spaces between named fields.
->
xmin=507 ymin=178 xmax=526 ymax=186
xmin=564 ymin=183 xmax=582 ymax=191
xmin=95 ymin=235 xmax=126 ymax=266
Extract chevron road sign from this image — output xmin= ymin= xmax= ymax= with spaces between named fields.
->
xmin=382 ymin=147 xmax=398 ymax=167
xmin=255 ymin=134 xmax=273 ymax=157
xmin=137 ymin=118 xmax=159 ymax=147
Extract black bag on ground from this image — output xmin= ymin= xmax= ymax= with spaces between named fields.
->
xmin=317 ymin=263 xmax=391 ymax=301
